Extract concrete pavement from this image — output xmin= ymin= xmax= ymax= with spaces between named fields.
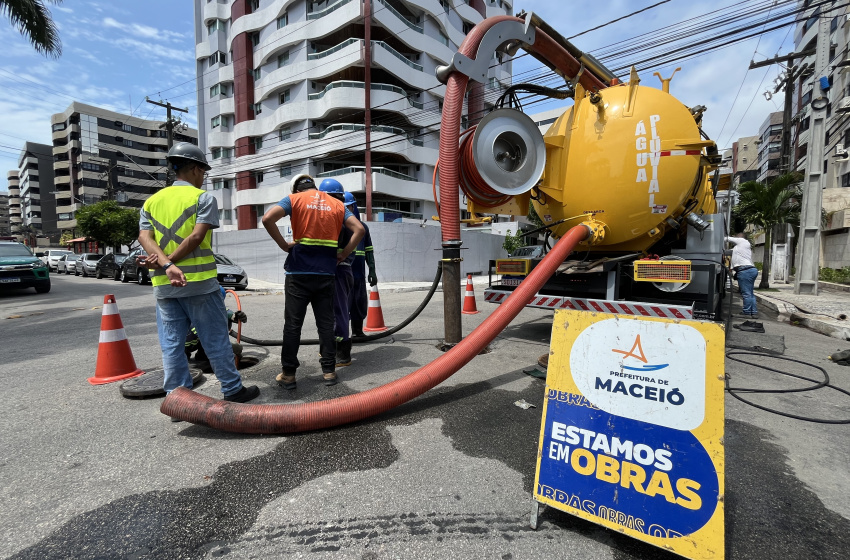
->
xmin=752 ymin=279 xmax=850 ymax=341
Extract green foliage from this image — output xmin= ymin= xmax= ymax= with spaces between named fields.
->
xmin=1 ymin=0 xmax=63 ymax=58
xmin=819 ymin=267 xmax=850 ymax=284
xmin=753 ymin=261 xmax=763 ymax=271
xmin=75 ymin=200 xmax=139 ymax=250
xmin=527 ymin=204 xmax=545 ymax=228
xmin=502 ymin=229 xmax=524 ymax=256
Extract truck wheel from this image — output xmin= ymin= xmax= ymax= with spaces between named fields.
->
xmin=35 ymin=283 xmax=51 ymax=294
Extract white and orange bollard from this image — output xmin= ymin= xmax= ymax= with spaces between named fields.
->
xmin=363 ymin=285 xmax=389 ymax=332
xmin=89 ymin=294 xmax=144 ymax=385
xmin=462 ymin=273 xmax=480 ymax=315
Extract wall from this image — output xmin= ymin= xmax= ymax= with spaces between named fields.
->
xmin=823 ymin=231 xmax=850 ymax=269
xmin=211 ymin=222 xmax=509 ymax=283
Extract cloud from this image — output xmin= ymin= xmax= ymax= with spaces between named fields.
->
xmin=112 ymin=37 xmax=193 ymax=62
xmin=102 ymin=17 xmax=189 ymax=43
xmin=54 ymin=6 xmax=73 ymax=14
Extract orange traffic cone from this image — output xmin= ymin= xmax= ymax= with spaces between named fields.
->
xmin=462 ymin=274 xmax=480 ymax=315
xmin=89 ymin=294 xmax=144 ymax=385
xmin=363 ymin=285 xmax=388 ymax=332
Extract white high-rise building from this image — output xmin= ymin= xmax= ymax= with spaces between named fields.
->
xmin=193 ymin=0 xmax=514 ymax=231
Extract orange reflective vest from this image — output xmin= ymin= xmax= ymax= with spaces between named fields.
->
xmin=285 ymin=190 xmax=345 ymax=274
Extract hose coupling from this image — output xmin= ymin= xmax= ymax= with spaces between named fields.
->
xmin=581 ymin=218 xmax=607 ymax=245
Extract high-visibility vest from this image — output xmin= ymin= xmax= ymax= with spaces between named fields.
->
xmin=285 ymin=190 xmax=345 ymax=274
xmin=143 ymin=185 xmax=217 ymax=287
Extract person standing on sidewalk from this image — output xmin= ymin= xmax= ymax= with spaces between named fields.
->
xmin=726 ymin=232 xmax=758 ymax=319
xmin=261 ymin=174 xmax=364 ymax=388
xmin=138 ymin=143 xmax=259 ymax=406
xmin=344 ymin=192 xmax=378 ymax=338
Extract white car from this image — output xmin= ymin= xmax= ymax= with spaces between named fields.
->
xmin=43 ymin=249 xmax=74 ymax=271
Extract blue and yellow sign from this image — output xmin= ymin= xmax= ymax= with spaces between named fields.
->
xmin=534 ymin=310 xmax=725 ymax=559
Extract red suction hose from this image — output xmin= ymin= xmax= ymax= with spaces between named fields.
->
xmin=160 ymin=225 xmax=589 ymax=432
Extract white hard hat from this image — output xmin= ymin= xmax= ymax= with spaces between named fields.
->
xmin=290 ymin=173 xmax=315 ymax=193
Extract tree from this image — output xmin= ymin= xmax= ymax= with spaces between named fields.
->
xmin=1 ymin=0 xmax=63 ymax=58
xmin=735 ymin=172 xmax=802 ymax=289
xmin=75 ymin=200 xmax=140 ymax=252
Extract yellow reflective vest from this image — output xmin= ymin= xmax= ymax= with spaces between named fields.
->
xmin=142 ymin=185 xmax=217 ymax=287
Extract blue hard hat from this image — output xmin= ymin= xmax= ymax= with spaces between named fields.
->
xmin=343 ymin=192 xmax=356 ymax=206
xmin=319 ymin=178 xmax=344 ymax=195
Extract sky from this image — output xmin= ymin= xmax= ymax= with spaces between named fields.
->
xmin=0 ymin=0 xmax=792 ymax=192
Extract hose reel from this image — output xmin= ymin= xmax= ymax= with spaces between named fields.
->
xmin=458 ymin=108 xmax=546 ymax=207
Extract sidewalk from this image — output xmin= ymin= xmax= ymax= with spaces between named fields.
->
xmin=753 ymin=278 xmax=850 ymax=341
xmin=244 ymin=274 xmax=493 ymax=295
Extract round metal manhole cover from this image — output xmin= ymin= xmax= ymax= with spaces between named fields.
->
xmin=119 ymin=367 xmax=204 ymax=398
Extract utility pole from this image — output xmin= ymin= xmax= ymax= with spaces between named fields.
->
xmin=749 ymin=49 xmax=814 ymax=173
xmin=795 ymin=13 xmax=832 ymax=295
xmin=146 ymin=97 xmax=188 ymax=186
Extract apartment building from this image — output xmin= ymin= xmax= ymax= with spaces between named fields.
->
xmin=50 ymin=102 xmax=198 ymax=232
xmin=194 ymin=0 xmax=514 ymax=231
xmin=6 ymin=142 xmax=57 ymax=242
xmin=792 ymin=1 xmax=850 ymax=267
xmin=0 ymin=192 xmax=10 ymax=237
xmin=731 ymin=135 xmax=760 ymax=185
xmin=756 ymin=112 xmax=783 ymax=184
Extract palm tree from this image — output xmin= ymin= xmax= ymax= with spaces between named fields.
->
xmin=735 ymin=172 xmax=803 ymax=289
xmin=1 ymin=0 xmax=63 ymax=58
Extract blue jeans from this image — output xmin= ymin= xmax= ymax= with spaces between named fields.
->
xmin=156 ymin=291 xmax=243 ymax=396
xmin=737 ymin=267 xmax=758 ymax=315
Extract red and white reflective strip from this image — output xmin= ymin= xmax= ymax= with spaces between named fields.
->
xmin=560 ymin=297 xmax=692 ymax=319
xmin=368 ymin=298 xmax=382 ymax=307
xmin=103 ymin=302 xmax=119 ymax=316
xmin=484 ymin=289 xmax=508 ymax=303
xmin=658 ymin=150 xmax=702 ymax=157
xmin=483 ymin=288 xmax=692 ymax=319
xmin=465 ymin=289 xmax=476 ymax=297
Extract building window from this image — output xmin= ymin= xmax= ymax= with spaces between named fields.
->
xmin=252 ymin=136 xmax=263 ymax=150
xmin=123 ymin=139 xmax=134 ymax=148
xmin=842 ymin=172 xmax=850 ymax=188
xmin=251 ymin=68 xmax=261 ymax=81
xmin=279 ymin=127 xmax=291 ymax=141
xmin=210 ymin=83 xmax=221 ymax=97
xmin=280 ymin=164 xmax=292 ymax=177
xmin=438 ymin=31 xmax=449 ymax=47
xmin=440 ymin=0 xmax=449 ymax=12
xmin=211 ymin=115 xmax=221 ymax=129
xmin=255 ymin=171 xmax=264 ymax=183
xmin=253 ymin=102 xmax=262 ymax=114
xmin=250 ymin=32 xmax=260 ymax=48
xmin=212 ymin=147 xmax=233 ymax=159
xmin=212 ymin=179 xmax=224 ymax=190
xmin=742 ymin=157 xmax=747 ymax=164
xmin=277 ymin=12 xmax=288 ymax=29
xmin=207 ymin=19 xmax=225 ymax=35
xmin=801 ymin=89 xmax=813 ymax=107
xmin=279 ymin=89 xmax=290 ymax=104
xmin=209 ymin=51 xmax=226 ymax=67
xmin=222 ymin=209 xmax=232 ymax=221
xmin=249 ymin=0 xmax=259 ymax=12
xmin=463 ymin=21 xmax=473 ymax=34
xmin=122 ymin=123 xmax=132 ymax=133
xmin=51 ymin=122 xmax=66 ymax=132
xmin=278 ymin=50 xmax=290 ymax=67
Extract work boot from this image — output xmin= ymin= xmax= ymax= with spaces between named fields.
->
xmin=352 ymin=322 xmax=365 ymax=338
xmin=223 ymin=385 xmax=260 ymax=403
xmin=276 ymin=370 xmax=297 ymax=390
xmin=323 ymin=371 xmax=338 ymax=386
xmin=335 ymin=339 xmax=352 ymax=368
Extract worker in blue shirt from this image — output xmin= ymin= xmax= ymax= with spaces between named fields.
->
xmin=344 ymin=192 xmax=378 ymax=337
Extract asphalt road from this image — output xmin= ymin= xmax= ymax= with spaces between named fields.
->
xmin=1 ymin=273 xmax=849 ymax=559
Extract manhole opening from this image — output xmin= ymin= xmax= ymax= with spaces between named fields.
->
xmin=436 ymin=341 xmax=492 ymax=354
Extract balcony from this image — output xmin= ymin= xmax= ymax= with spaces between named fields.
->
xmin=375 ymin=0 xmax=422 ymax=33
xmin=307 ymin=0 xmax=353 ymax=20
xmin=309 ymin=123 xmax=423 ymax=146
xmin=308 ymin=38 xmax=363 ymax=61
xmin=317 ymin=165 xmax=418 ymax=181
xmin=373 ymin=41 xmax=422 ymax=71
xmin=309 ymin=80 xmax=424 ymax=109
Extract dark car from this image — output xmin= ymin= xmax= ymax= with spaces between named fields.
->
xmin=95 ymin=253 xmax=128 ymax=280
xmin=215 ymin=253 xmax=248 ymax=290
xmin=120 ymin=248 xmax=150 ymax=285
xmin=0 ymin=241 xmax=50 ymax=294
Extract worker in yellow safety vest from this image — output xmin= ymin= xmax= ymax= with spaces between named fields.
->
xmin=138 ymin=142 xmax=259 ymax=411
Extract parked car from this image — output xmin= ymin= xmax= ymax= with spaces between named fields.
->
xmin=64 ymin=254 xmax=81 ymax=275
xmin=120 ymin=248 xmax=150 ymax=284
xmin=95 ymin=253 xmax=128 ymax=280
xmin=78 ymin=253 xmax=103 ymax=277
xmin=215 ymin=253 xmax=248 ymax=290
xmin=43 ymin=249 xmax=74 ymax=271
xmin=56 ymin=254 xmax=70 ymax=274
xmin=0 ymin=241 xmax=50 ymax=294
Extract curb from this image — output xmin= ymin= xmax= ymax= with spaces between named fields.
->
xmin=755 ymin=292 xmax=850 ymax=341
